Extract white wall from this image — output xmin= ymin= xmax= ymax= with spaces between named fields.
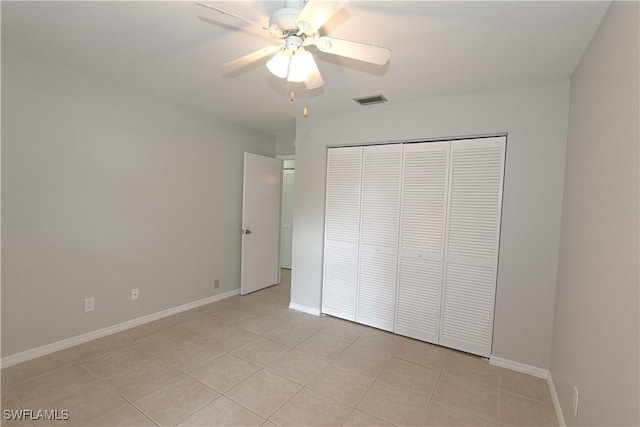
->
xmin=1 ymin=49 xmax=276 ymax=357
xmin=291 ymin=81 xmax=570 ymax=369
xmin=276 ymin=126 xmax=296 ymax=156
xmin=550 ymin=2 xmax=639 ymax=425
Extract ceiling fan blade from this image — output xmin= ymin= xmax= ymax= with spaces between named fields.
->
xmin=223 ymin=45 xmax=282 ymax=72
xmin=196 ymin=2 xmax=272 ymax=32
xmin=296 ymin=0 xmax=347 ymax=35
xmin=314 ymin=36 xmax=391 ymax=65
xmin=305 ymin=56 xmax=324 ymax=89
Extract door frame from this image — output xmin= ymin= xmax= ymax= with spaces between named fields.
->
xmin=277 ymin=155 xmax=295 ymax=271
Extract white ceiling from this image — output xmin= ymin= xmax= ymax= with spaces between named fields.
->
xmin=1 ymin=1 xmax=610 ymax=136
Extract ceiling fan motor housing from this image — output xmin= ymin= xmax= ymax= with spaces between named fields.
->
xmin=269 ymin=0 xmax=307 ymax=36
xmin=284 ymin=0 xmax=307 ymax=10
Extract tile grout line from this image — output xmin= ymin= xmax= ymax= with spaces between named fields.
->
xmin=11 ymin=363 xmax=115 ymax=413
xmin=500 ymin=388 xmax=558 ymax=407
xmin=78 ymin=359 xmax=161 ymax=426
xmin=257 ymin=321 xmax=366 ymax=426
xmin=175 ymin=353 xmax=271 ymax=425
xmin=338 ymin=334 xmax=406 ymax=426
xmin=218 ymin=359 xmax=295 ymax=423
xmin=2 ymin=359 xmax=78 ymax=394
xmin=78 ymin=324 xmax=252 ymax=426
xmin=433 ymin=352 xmax=508 ymax=424
xmin=420 ymin=351 xmax=449 ymax=426
xmin=260 ymin=320 xmax=361 ymax=426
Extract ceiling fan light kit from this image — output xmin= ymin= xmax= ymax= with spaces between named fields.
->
xmin=287 ymin=50 xmax=315 ymax=82
xmin=266 ymin=35 xmax=319 ymax=84
xmin=266 ymin=51 xmax=291 ymax=79
xmin=198 ymin=0 xmax=391 ymax=114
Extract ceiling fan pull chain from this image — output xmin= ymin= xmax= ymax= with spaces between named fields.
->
xmin=303 ymin=85 xmax=309 ymax=117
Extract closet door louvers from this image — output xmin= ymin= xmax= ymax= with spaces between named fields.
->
xmin=395 ymin=142 xmax=450 ymax=343
xmin=356 ymin=144 xmax=403 ymax=331
xmin=322 ymin=146 xmax=363 ymax=321
xmin=439 ymin=137 xmax=506 ymax=357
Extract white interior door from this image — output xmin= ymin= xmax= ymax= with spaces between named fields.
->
xmin=395 ymin=141 xmax=450 ymax=344
xmin=280 ymin=169 xmax=295 ymax=269
xmin=356 ymin=144 xmax=403 ymax=332
xmin=322 ymin=146 xmax=363 ymax=321
xmin=439 ymin=137 xmax=506 ymax=357
xmin=241 ymin=153 xmax=282 ymax=295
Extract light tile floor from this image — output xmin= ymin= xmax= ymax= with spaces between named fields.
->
xmin=1 ymin=270 xmax=558 ymax=426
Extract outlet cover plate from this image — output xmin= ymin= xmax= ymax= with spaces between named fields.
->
xmin=84 ymin=297 xmax=95 ymax=312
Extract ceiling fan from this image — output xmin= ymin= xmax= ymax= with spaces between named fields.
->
xmin=196 ymin=0 xmax=391 ymax=90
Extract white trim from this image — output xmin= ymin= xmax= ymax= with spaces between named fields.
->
xmin=548 ymin=372 xmax=566 ymax=427
xmin=489 ymin=356 xmax=549 ymax=379
xmin=288 ymin=302 xmax=320 ymax=316
xmin=1 ymin=289 xmax=240 ymax=369
xmin=490 ymin=356 xmax=566 ymax=426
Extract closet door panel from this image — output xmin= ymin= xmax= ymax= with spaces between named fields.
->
xmin=357 ymin=246 xmax=397 ymax=330
xmin=396 ymin=256 xmax=442 ymax=341
xmin=325 ymin=148 xmax=363 ymax=243
xmin=395 ymin=142 xmax=450 ymax=343
xmin=322 ymin=147 xmax=363 ymax=321
xmin=323 ymin=241 xmax=359 ymax=319
xmin=440 ymin=261 xmax=497 ymax=351
xmin=360 ymin=145 xmax=402 ymax=247
xmin=356 ymin=144 xmax=402 ymax=331
xmin=440 ymin=137 xmax=506 ymax=357
xmin=399 ymin=143 xmax=450 ymax=252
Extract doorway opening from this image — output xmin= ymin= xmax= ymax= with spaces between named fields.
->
xmin=279 ymin=157 xmax=295 ymax=288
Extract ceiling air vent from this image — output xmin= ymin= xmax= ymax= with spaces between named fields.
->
xmin=354 ymin=94 xmax=388 ymax=106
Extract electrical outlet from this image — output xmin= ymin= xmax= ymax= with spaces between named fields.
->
xmin=84 ymin=297 xmax=95 ymax=313
xmin=214 ymin=279 xmax=220 ymax=289
xmin=572 ymin=386 xmax=580 ymax=417
xmin=131 ymin=288 xmax=139 ymax=301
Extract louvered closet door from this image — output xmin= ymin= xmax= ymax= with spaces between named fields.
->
xmin=395 ymin=142 xmax=450 ymax=343
xmin=322 ymin=147 xmax=363 ymax=321
xmin=440 ymin=137 xmax=506 ymax=357
xmin=357 ymin=144 xmax=402 ymax=331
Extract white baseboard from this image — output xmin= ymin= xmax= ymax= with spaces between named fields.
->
xmin=490 ymin=356 xmax=565 ymax=426
xmin=489 ymin=355 xmax=549 ymax=379
xmin=547 ymin=372 xmax=566 ymax=426
xmin=1 ymin=288 xmax=240 ymax=369
xmin=288 ymin=302 xmax=320 ymax=316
